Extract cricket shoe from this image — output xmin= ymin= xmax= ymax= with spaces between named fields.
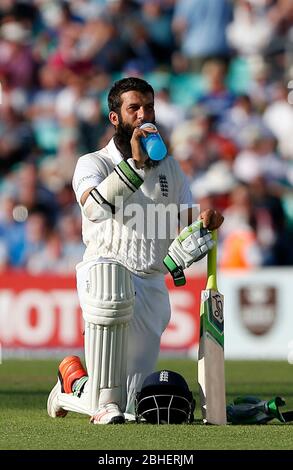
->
xmin=90 ymin=403 xmax=125 ymax=425
xmin=47 ymin=355 xmax=87 ymax=418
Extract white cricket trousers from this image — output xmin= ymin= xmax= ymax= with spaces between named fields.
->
xmin=76 ymin=260 xmax=171 ymax=415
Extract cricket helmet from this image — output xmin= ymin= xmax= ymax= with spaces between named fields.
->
xmin=135 ymin=370 xmax=195 ymax=424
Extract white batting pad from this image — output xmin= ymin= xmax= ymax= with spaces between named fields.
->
xmin=82 ymin=263 xmax=135 ymax=413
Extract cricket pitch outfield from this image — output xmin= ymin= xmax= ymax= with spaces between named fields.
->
xmin=1 ymin=359 xmax=293 ymax=450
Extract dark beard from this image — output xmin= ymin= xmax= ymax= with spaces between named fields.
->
xmin=113 ymin=121 xmax=160 ymax=169
xmin=113 ymin=121 xmax=133 ymax=160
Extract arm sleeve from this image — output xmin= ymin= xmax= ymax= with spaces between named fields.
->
xmin=73 ymin=154 xmax=145 ymax=222
xmin=170 ymin=156 xmax=193 ymax=206
xmin=179 ymin=173 xmax=193 ymax=206
xmin=72 ymin=155 xmax=105 ymax=203
xmin=175 ymin=159 xmax=197 ymax=228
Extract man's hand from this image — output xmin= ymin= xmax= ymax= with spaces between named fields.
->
xmin=130 ymin=126 xmax=155 ymax=169
xmin=164 ymin=220 xmax=215 ymax=286
xmin=199 ymin=209 xmax=224 ymax=230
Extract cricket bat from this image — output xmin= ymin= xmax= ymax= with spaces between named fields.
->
xmin=198 ymin=230 xmax=226 ymax=425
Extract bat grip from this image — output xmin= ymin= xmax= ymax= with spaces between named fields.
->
xmin=206 ymin=230 xmax=218 ymax=290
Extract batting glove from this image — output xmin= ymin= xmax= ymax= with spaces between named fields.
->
xmin=163 ymin=221 xmax=215 ymax=286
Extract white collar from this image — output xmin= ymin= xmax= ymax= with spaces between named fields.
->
xmin=106 ymin=138 xmax=123 ymax=165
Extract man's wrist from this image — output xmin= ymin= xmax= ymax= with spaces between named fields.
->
xmin=131 ymin=158 xmax=145 ymax=169
xmin=163 ymin=254 xmax=186 ymax=287
xmin=127 ymin=158 xmax=145 ymax=179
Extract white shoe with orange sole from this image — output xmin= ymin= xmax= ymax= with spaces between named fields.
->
xmin=47 ymin=355 xmax=87 ymax=418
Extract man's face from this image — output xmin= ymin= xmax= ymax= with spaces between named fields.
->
xmin=110 ymin=90 xmax=157 ymax=163
xmin=117 ymin=90 xmax=155 ymax=136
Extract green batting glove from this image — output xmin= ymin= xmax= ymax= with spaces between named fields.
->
xmin=163 ymin=220 xmax=214 ymax=287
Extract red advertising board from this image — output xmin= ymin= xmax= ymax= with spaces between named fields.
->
xmin=0 ymin=271 xmax=205 ymax=355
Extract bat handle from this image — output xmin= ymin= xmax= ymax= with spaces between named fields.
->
xmin=206 ymin=230 xmax=218 ymax=290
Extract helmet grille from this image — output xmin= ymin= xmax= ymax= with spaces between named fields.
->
xmin=137 ymin=394 xmax=193 ymax=424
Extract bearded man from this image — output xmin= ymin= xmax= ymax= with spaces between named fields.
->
xmin=47 ymin=77 xmax=223 ymax=424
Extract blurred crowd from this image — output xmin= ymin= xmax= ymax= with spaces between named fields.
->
xmin=0 ymin=0 xmax=293 ymax=274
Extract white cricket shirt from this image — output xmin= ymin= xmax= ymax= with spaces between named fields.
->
xmin=73 ymin=138 xmax=193 ymax=276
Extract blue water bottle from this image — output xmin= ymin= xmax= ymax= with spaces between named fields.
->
xmin=140 ymin=123 xmax=167 ymax=161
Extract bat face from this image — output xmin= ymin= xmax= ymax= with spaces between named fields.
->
xmin=198 ymin=288 xmax=226 ymax=425
xmin=201 ymin=289 xmax=224 ymax=348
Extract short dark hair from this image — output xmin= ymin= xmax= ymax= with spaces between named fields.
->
xmin=108 ymin=77 xmax=154 ymax=113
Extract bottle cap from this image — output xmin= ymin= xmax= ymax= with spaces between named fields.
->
xmin=139 ymin=122 xmax=157 ymax=131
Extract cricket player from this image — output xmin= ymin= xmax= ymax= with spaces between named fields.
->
xmin=47 ymin=77 xmax=223 ymax=424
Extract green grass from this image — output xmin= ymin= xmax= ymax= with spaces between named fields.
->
xmin=1 ymin=359 xmax=293 ymax=450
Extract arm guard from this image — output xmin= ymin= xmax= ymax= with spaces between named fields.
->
xmin=82 ymin=159 xmax=145 ymax=222
xmin=91 ymin=159 xmax=144 ymax=212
